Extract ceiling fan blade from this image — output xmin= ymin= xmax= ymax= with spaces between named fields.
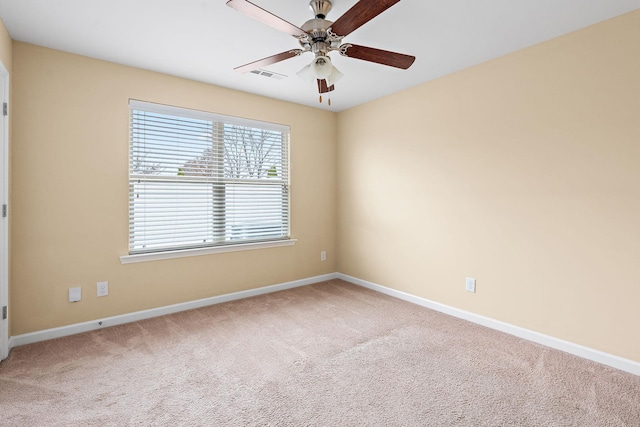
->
xmin=340 ymin=44 xmax=415 ymax=69
xmin=234 ymin=50 xmax=304 ymax=73
xmin=330 ymin=0 xmax=401 ymax=37
xmin=226 ymin=0 xmax=307 ymax=38
xmin=317 ymin=79 xmax=335 ymax=93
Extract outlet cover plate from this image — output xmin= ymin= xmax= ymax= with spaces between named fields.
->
xmin=465 ymin=277 xmax=476 ymax=293
xmin=97 ymin=281 xmax=109 ymax=297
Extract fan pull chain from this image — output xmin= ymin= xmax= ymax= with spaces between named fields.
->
xmin=318 ymin=93 xmax=332 ymax=105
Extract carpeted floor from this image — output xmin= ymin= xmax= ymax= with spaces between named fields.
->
xmin=1 ymin=279 xmax=639 ymax=426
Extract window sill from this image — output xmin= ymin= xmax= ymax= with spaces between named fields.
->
xmin=120 ymin=239 xmax=297 ymax=264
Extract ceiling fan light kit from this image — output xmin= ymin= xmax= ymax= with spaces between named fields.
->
xmin=297 ymin=55 xmax=343 ymax=85
xmin=226 ymin=0 xmax=415 ymax=105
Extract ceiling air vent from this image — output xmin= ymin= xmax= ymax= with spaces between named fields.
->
xmin=249 ymin=69 xmax=287 ymax=80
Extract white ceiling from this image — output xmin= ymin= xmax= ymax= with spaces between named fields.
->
xmin=0 ymin=0 xmax=638 ymax=112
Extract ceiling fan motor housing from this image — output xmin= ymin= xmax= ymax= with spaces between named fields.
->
xmin=300 ymin=17 xmax=341 ymax=56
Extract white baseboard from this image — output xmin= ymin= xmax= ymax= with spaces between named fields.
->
xmin=10 ymin=273 xmax=338 ymax=349
xmin=9 ymin=271 xmax=640 ymax=377
xmin=338 ymin=273 xmax=640 ymax=377
xmin=6 ymin=336 xmax=14 ymax=355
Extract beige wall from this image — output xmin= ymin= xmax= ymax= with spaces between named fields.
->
xmin=337 ymin=11 xmax=640 ymax=362
xmin=10 ymin=42 xmax=336 ymax=335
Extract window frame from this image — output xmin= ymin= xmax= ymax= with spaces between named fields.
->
xmin=121 ymin=100 xmax=295 ymax=264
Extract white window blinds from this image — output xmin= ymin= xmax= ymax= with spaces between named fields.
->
xmin=128 ymin=100 xmax=290 ymax=254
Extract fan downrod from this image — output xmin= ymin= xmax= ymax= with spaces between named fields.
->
xmin=309 ymin=0 xmax=332 ymax=19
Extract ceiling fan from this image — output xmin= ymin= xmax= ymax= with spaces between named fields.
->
xmin=226 ymin=0 xmax=416 ymax=104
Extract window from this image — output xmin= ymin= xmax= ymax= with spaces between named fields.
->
xmin=128 ymin=100 xmax=290 ymax=255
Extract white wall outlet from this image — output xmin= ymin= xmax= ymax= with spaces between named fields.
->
xmin=320 ymin=251 xmax=327 ymax=261
xmin=97 ymin=281 xmax=109 ymax=297
xmin=69 ymin=287 xmax=82 ymax=302
xmin=465 ymin=277 xmax=476 ymax=293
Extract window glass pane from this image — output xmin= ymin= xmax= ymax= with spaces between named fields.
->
xmin=131 ymin=111 xmax=213 ymax=177
xmin=130 ymin=181 xmax=216 ymax=251
xmin=224 ymin=183 xmax=288 ymax=241
xmin=223 ymin=125 xmax=284 ymax=179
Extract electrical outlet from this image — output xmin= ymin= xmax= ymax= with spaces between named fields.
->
xmin=465 ymin=277 xmax=476 ymax=293
xmin=320 ymin=251 xmax=327 ymax=261
xmin=97 ymin=281 xmax=109 ymax=297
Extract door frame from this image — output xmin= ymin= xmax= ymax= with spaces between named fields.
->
xmin=0 ymin=60 xmax=9 ymax=361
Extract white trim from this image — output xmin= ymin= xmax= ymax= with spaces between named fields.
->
xmin=129 ymin=99 xmax=290 ymax=133
xmin=0 ymin=61 xmax=8 ymax=361
xmin=120 ymin=239 xmax=297 ymax=264
xmin=338 ymin=273 xmax=640 ymax=377
xmin=10 ymin=273 xmax=338 ymax=348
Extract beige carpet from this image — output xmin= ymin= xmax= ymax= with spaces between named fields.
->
xmin=1 ymin=279 xmax=639 ymax=426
